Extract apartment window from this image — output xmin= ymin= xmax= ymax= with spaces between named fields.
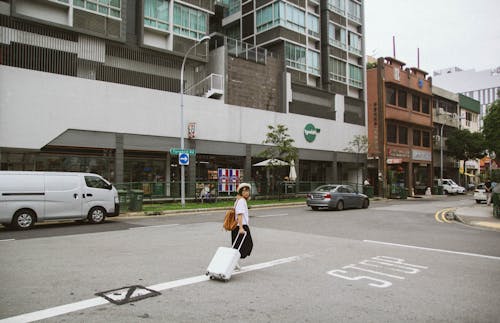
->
xmin=74 ymin=0 xmax=121 ymax=18
xmin=256 ymin=2 xmax=305 ymax=33
xmin=285 ymin=42 xmax=306 ymax=71
xmin=412 ymin=94 xmax=420 ymax=112
xmin=413 ymin=129 xmax=421 ymax=146
xmin=398 ymin=90 xmax=407 ymax=108
xmin=348 ymin=32 xmax=361 ymax=55
xmin=328 ymin=0 xmax=345 ymax=14
xmin=387 ymin=124 xmax=397 ymax=143
xmin=422 ymin=131 xmax=430 ymax=147
xmin=307 ymin=13 xmax=319 ymax=38
xmin=144 ymin=0 xmax=169 ymax=31
xmin=329 ymin=57 xmax=346 ymax=82
xmin=173 ymin=3 xmax=207 ymax=40
xmin=347 ymin=0 xmax=361 ymax=22
xmin=399 ymin=126 xmax=408 ymax=144
xmin=256 ymin=3 xmax=279 ymax=32
xmin=307 ymin=50 xmax=320 ymax=75
xmin=386 ymin=87 xmax=396 ymax=105
xmin=421 ymin=98 xmax=429 ymax=114
xmin=328 ymin=23 xmax=346 ymax=49
xmin=349 ymin=64 xmax=362 ymax=88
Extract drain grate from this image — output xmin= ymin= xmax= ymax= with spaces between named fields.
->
xmin=95 ymin=285 xmax=161 ymax=305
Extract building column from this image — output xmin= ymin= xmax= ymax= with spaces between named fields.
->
xmin=165 ymin=153 xmax=171 ymax=196
xmin=331 ymin=152 xmax=338 ymax=183
xmin=115 ymin=134 xmax=124 ymax=183
xmin=245 ymin=144 xmax=252 ymax=181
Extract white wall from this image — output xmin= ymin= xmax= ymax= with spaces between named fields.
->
xmin=0 ymin=66 xmax=366 ymax=152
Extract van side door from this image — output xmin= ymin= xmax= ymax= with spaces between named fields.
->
xmin=82 ymin=175 xmax=113 ymax=215
xmin=44 ymin=174 xmax=83 ymax=220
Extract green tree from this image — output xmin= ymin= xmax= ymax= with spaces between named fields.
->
xmin=344 ymin=135 xmax=368 ymax=191
xmin=483 ymin=99 xmax=500 ymax=157
xmin=446 ymin=129 xmax=485 ymax=161
xmin=260 ymin=125 xmax=298 ymax=194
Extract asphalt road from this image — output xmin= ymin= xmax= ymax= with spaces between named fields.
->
xmin=1 ymin=195 xmax=499 ymax=322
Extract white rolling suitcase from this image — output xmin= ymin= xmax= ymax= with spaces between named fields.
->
xmin=206 ymin=233 xmax=246 ymax=282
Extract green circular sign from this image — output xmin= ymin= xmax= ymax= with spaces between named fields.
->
xmin=304 ymin=123 xmax=320 ymax=142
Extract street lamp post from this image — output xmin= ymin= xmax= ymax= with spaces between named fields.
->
xmin=180 ymin=35 xmax=210 ymax=207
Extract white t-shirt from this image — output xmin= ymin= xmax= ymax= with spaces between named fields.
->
xmin=234 ymin=198 xmax=249 ymax=226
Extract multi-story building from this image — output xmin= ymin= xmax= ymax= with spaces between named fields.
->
xmin=0 ymin=0 xmax=367 ymax=197
xmin=367 ymin=57 xmax=433 ymax=197
xmin=433 ymin=66 xmax=500 ymax=126
xmin=458 ymin=94 xmax=481 ymax=185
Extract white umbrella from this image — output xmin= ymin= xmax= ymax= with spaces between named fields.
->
xmin=288 ymin=160 xmax=297 ymax=181
xmin=253 ymin=158 xmax=289 ymax=167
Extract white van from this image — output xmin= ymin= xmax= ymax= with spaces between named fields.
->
xmin=0 ymin=171 xmax=119 ymax=230
xmin=433 ymin=179 xmax=466 ymax=195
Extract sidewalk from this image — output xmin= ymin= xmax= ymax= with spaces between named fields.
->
xmin=454 ymin=204 xmax=500 ymax=231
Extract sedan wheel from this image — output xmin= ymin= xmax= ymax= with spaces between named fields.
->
xmin=13 ymin=209 xmax=36 ymax=230
xmin=311 ymin=206 xmax=319 ymax=211
xmin=88 ymin=207 xmax=106 ymax=224
xmin=336 ymin=200 xmax=344 ymax=211
xmin=362 ymin=198 xmax=369 ymax=209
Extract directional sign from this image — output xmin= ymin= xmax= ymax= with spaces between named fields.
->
xmin=170 ymin=148 xmax=196 ymax=155
xmin=179 ymin=152 xmax=189 ymax=166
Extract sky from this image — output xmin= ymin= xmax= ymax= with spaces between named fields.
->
xmin=364 ymin=0 xmax=500 ymax=74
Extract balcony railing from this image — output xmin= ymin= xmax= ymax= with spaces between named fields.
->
xmin=226 ymin=37 xmax=268 ymax=64
xmin=185 ymin=73 xmax=224 ymax=98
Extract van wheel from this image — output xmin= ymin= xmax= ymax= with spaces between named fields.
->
xmin=88 ymin=207 xmax=106 ymax=224
xmin=13 ymin=209 xmax=36 ymax=230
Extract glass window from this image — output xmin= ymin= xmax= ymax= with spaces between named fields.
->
xmin=422 ymin=131 xmax=430 ymax=147
xmin=399 ymin=126 xmax=408 ymax=144
xmin=398 ymin=90 xmax=407 ymax=108
xmin=307 ymin=50 xmax=320 ymax=75
xmin=348 ymin=32 xmax=361 ymax=54
xmin=173 ymin=3 xmax=207 ymax=40
xmin=421 ymin=98 xmax=429 ymax=114
xmin=413 ymin=129 xmax=421 ymax=146
xmin=329 ymin=57 xmax=346 ymax=82
xmin=256 ymin=2 xmax=305 ymax=34
xmin=307 ymin=14 xmax=319 ymax=38
xmin=349 ymin=64 xmax=362 ymax=88
xmin=328 ymin=23 xmax=346 ymax=49
xmin=387 ymin=124 xmax=397 ymax=143
xmin=348 ymin=0 xmax=361 ymax=21
xmin=74 ymin=0 xmax=120 ymax=19
xmin=386 ymin=87 xmax=396 ymax=105
xmin=85 ymin=176 xmax=110 ymax=189
xmin=328 ymin=0 xmax=345 ymax=14
xmin=144 ymin=0 xmax=169 ymax=31
xmin=412 ymin=94 xmax=420 ymax=112
xmin=285 ymin=42 xmax=306 ymax=71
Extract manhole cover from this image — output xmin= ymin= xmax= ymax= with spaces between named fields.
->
xmin=96 ymin=285 xmax=161 ymax=305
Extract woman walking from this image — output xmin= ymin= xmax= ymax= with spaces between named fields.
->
xmin=232 ymin=183 xmax=253 ymax=269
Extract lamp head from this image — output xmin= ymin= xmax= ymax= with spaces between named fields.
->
xmin=198 ymin=35 xmax=211 ymax=43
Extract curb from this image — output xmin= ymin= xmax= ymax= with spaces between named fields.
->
xmin=453 ymin=214 xmax=500 ymax=232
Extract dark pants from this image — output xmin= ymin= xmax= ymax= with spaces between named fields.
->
xmin=231 ymin=225 xmax=253 ymax=259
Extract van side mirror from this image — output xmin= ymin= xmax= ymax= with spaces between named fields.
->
xmin=106 ymin=184 xmax=113 ymax=190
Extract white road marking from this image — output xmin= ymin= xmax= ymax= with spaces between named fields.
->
xmin=0 ymin=255 xmax=301 ymax=323
xmin=364 ymin=240 xmax=500 ymax=261
xmin=129 ymin=224 xmax=179 ymax=230
xmin=254 ymin=213 xmax=288 ymax=218
xmin=0 ymin=239 xmax=15 ymax=242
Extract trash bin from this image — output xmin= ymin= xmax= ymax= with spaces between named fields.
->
xmin=128 ymin=189 xmax=144 ymax=212
xmin=117 ymin=189 xmax=129 ymax=212
xmin=437 ymin=185 xmax=444 ymax=195
xmin=363 ymin=185 xmax=374 ymax=198
xmin=492 ymin=186 xmax=500 ymax=218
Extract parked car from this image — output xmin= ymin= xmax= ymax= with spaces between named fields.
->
xmin=0 ymin=171 xmax=119 ymax=230
xmin=474 ymin=183 xmax=487 ymax=204
xmin=307 ymin=184 xmax=369 ymax=211
xmin=433 ymin=179 xmax=466 ymax=195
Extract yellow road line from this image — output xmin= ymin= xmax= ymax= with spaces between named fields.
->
xmin=435 ymin=208 xmax=455 ymax=223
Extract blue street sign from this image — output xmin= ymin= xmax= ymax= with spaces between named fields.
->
xmin=179 ymin=153 xmax=189 ymax=166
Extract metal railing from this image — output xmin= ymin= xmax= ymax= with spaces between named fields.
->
xmin=226 ymin=37 xmax=268 ymax=64
xmin=185 ymin=73 xmax=224 ymax=97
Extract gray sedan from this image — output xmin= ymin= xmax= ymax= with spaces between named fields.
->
xmin=306 ymin=184 xmax=369 ymax=211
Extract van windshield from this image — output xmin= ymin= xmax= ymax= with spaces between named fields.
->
xmin=85 ymin=176 xmax=110 ymax=189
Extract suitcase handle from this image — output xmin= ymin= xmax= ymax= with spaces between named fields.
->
xmin=231 ymin=232 xmax=247 ymax=251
